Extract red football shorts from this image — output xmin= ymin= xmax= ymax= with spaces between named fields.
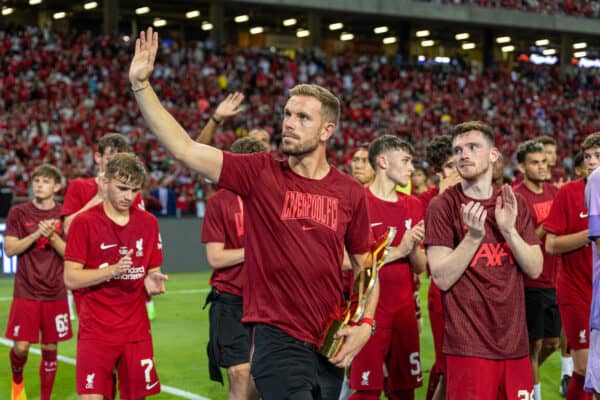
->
xmin=5 ymin=297 xmax=72 ymax=343
xmin=445 ymin=355 xmax=533 ymax=400
xmin=350 ymin=309 xmax=422 ymax=391
xmin=559 ymin=302 xmax=590 ymax=351
xmin=76 ymin=338 xmax=160 ymax=400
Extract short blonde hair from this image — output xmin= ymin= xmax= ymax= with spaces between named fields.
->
xmin=289 ymin=84 xmax=340 ymax=126
xmin=105 ymin=153 xmax=146 ymax=186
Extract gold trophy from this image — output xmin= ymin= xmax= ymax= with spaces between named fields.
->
xmin=318 ymin=227 xmax=397 ymax=358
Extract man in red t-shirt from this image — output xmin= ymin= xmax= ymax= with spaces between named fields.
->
xmin=64 ymin=153 xmax=168 ymax=400
xmin=513 ymin=140 xmax=560 ymax=400
xmin=425 ymin=121 xmax=543 ymax=400
xmin=545 ymin=132 xmax=600 ymax=400
xmin=5 ymin=164 xmax=72 ymax=400
xmin=130 ymin=28 xmax=374 ymax=399
xmin=421 ymin=134 xmax=460 ymax=400
xmin=538 ymin=135 xmax=568 ymax=188
xmin=201 ymin=137 xmax=267 ymax=398
xmin=349 ymin=135 xmax=426 ymax=399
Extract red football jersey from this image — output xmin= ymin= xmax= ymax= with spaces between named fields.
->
xmin=61 ymin=177 xmax=144 ymax=217
xmin=5 ymin=202 xmax=66 ymax=301
xmin=543 ymin=179 xmax=592 ymax=305
xmin=513 ymin=182 xmax=559 ymax=288
xmin=424 ymin=185 xmax=539 ymax=360
xmin=218 ymin=152 xmax=371 ymax=345
xmin=64 ymin=204 xmax=163 ymax=344
xmin=201 ymin=189 xmax=245 ymax=297
xmin=365 ymin=188 xmax=424 ymax=328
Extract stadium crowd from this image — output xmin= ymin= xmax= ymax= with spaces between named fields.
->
xmin=428 ymin=0 xmax=600 ymax=18
xmin=1 ymin=25 xmax=600 ymax=211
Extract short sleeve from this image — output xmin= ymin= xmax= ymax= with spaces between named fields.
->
xmin=218 ymin=152 xmax=271 ymax=198
xmin=344 ymin=186 xmax=371 ymax=255
xmin=4 ymin=206 xmax=23 ymax=238
xmin=424 ymin=195 xmax=455 ymax=248
xmin=64 ymin=215 xmax=89 ymax=265
xmin=148 ymin=217 xmax=163 ymax=267
xmin=201 ymin=194 xmax=226 ymax=243
xmin=587 ymin=170 xmax=600 ymax=239
xmin=544 ymin=186 xmax=568 ymax=235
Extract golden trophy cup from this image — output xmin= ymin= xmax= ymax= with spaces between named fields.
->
xmin=318 ymin=227 xmax=397 ymax=358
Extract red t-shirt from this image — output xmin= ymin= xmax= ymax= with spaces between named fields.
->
xmin=366 ymin=188 xmax=424 ymax=329
xmin=61 ymin=177 xmax=144 ymax=217
xmin=417 ymin=186 xmax=439 ymax=209
xmin=5 ymin=202 xmax=66 ymax=301
xmin=64 ymin=204 xmax=163 ymax=344
xmin=424 ymin=185 xmax=539 ymax=360
xmin=513 ymin=182 xmax=559 ymax=288
xmin=543 ymin=179 xmax=592 ymax=306
xmin=218 ymin=152 xmax=371 ymax=345
xmin=201 ymin=189 xmax=245 ymax=297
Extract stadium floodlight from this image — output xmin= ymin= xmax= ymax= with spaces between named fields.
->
xmin=434 ymin=56 xmax=450 ymax=64
xmin=153 ymin=18 xmax=167 ymax=27
xmin=455 ymin=33 xmax=470 ymax=40
xmin=29 ymin=0 xmax=42 ymax=4
xmin=2 ymin=7 xmax=14 ymax=15
xmin=235 ymin=15 xmax=249 ymax=23
xmin=329 ymin=22 xmax=343 ymax=31
xmin=501 ymin=45 xmax=515 ymax=52
xmin=201 ymin=22 xmax=213 ymax=31
xmin=416 ymin=30 xmax=430 ymax=38
xmin=535 ymin=39 xmax=549 ymax=46
xmin=83 ymin=2 xmax=98 ymax=10
xmin=374 ymin=26 xmax=389 ymax=34
xmin=122 ymin=35 xmax=130 ymax=43
xmin=542 ymin=48 xmax=557 ymax=55
xmin=421 ymin=40 xmax=434 ymax=47
xmin=135 ymin=6 xmax=150 ymax=15
xmin=340 ymin=33 xmax=354 ymax=41
xmin=573 ymin=42 xmax=587 ymax=49
xmin=283 ymin=18 xmax=297 ymax=27
xmin=296 ymin=29 xmax=310 ymax=38
xmin=496 ymin=36 xmax=511 ymax=44
xmin=185 ymin=10 xmax=200 ymax=19
xmin=249 ymin=26 xmax=264 ymax=35
xmin=574 ymin=51 xmax=587 ymax=58
xmin=382 ymin=36 xmax=397 ymax=45
xmin=418 ymin=55 xmax=426 ymax=62
xmin=53 ymin=11 xmax=66 ymax=20
xmin=462 ymin=42 xmax=476 ymax=50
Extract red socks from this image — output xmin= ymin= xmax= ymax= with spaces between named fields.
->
xmin=567 ymin=372 xmax=592 ymax=400
xmin=10 ymin=348 xmax=27 ymax=384
xmin=40 ymin=349 xmax=57 ymax=400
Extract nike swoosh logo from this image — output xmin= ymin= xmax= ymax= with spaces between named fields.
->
xmin=146 ymin=381 xmax=159 ymax=390
xmin=416 ymin=376 xmax=423 ymax=383
xmin=370 ymin=222 xmax=383 ymax=227
xmin=58 ymin=331 xmax=68 ymax=338
xmin=580 ymin=212 xmax=589 ymax=218
xmin=100 ymin=243 xmax=117 ymax=250
xmin=302 ymin=226 xmax=316 ymax=231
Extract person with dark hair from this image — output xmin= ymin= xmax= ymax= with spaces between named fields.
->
xmin=425 ymin=121 xmax=542 ymax=399
xmin=202 ymin=137 xmax=267 ymax=399
xmin=129 ymin=27 xmax=374 ymax=399
xmin=412 ymin=165 xmax=429 ymax=196
xmin=574 ymin=151 xmax=588 ymax=178
xmin=545 ymin=132 xmax=600 ymax=400
xmin=349 ymin=135 xmax=426 ymax=399
xmin=64 ymin=153 xmax=168 ymax=400
xmin=537 ymin=135 xmax=567 ymax=187
xmin=5 ymin=164 xmax=71 ymax=400
xmin=350 ymin=146 xmax=375 ymax=187
xmin=513 ymin=140 xmax=560 ymax=400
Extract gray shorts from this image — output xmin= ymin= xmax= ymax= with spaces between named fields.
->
xmin=585 ymin=329 xmax=600 ymax=393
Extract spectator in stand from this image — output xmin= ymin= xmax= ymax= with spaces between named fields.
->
xmin=538 ymin=135 xmax=567 ymax=188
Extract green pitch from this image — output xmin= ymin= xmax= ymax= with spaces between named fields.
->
xmin=0 ymin=272 xmax=565 ymax=399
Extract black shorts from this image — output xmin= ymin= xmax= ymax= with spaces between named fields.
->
xmin=206 ymin=289 xmax=251 ymax=383
xmin=251 ymin=323 xmax=344 ymax=400
xmin=525 ymin=287 xmax=561 ymax=341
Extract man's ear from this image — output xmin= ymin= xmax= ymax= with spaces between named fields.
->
xmin=320 ymin=121 xmax=335 ymax=142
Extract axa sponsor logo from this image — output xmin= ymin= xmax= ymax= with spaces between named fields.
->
xmin=470 ymin=242 xmax=514 ymax=268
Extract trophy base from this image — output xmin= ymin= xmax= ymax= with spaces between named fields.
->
xmin=318 ymin=319 xmax=347 ymax=359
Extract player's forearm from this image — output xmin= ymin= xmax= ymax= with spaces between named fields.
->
xmin=428 ymin=234 xmax=483 ymax=291
xmin=4 ymin=233 xmax=41 ymax=257
xmin=134 ymin=85 xmax=223 ymax=181
xmin=48 ymin=234 xmax=66 ymax=257
xmin=195 ymin=118 xmax=218 ymax=144
xmin=207 ymin=248 xmax=245 ymax=269
xmin=408 ymin=247 xmax=427 ymax=274
xmin=545 ymin=230 xmax=590 ymax=255
xmin=384 ymin=243 xmax=412 ymax=264
xmin=64 ymin=196 xmax=103 ymax=234
xmin=502 ymin=228 xmax=543 ymax=279
xmin=362 ymin=278 xmax=379 ymax=319
xmin=64 ymin=262 xmax=121 ymax=290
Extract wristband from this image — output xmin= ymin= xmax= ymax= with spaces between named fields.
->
xmin=210 ymin=115 xmax=223 ymax=124
xmin=358 ymin=317 xmax=376 ymax=336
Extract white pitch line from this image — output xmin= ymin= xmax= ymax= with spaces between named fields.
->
xmin=0 ymin=288 xmax=210 ymax=302
xmin=0 ymin=337 xmax=211 ymax=400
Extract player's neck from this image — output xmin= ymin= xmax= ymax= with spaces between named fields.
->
xmin=523 ymin=178 xmax=544 ymax=194
xmin=370 ymin=175 xmax=398 ymax=202
xmin=32 ymin=197 xmax=55 ymax=210
xmin=103 ymin=201 xmax=130 ymax=226
xmin=288 ymin=151 xmax=330 ymax=180
xmin=461 ymin=178 xmax=493 ymax=200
